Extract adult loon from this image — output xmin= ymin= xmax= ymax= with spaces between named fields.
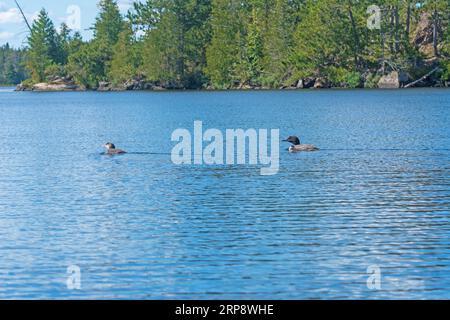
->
xmin=104 ymin=143 xmax=127 ymax=155
xmin=283 ymin=136 xmax=319 ymax=152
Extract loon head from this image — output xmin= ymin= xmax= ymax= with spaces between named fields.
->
xmin=104 ymin=142 xmax=116 ymax=150
xmin=103 ymin=142 xmax=127 ymax=155
xmin=283 ymin=136 xmax=301 ymax=146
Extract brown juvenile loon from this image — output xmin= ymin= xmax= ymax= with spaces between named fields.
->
xmin=104 ymin=143 xmax=127 ymax=155
xmin=283 ymin=136 xmax=319 ymax=152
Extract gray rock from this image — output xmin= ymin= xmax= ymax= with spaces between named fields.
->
xmin=298 ymin=77 xmax=316 ymax=89
xmin=97 ymin=81 xmax=111 ymax=91
xmin=124 ymin=79 xmax=144 ymax=90
xmin=31 ymin=82 xmax=81 ymax=91
xmin=378 ymin=71 xmax=400 ymax=89
xmin=313 ymin=78 xmax=329 ymax=89
xmin=398 ymin=71 xmax=409 ymax=83
xmin=15 ymin=83 xmax=27 ymax=91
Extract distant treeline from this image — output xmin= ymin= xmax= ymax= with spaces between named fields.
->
xmin=0 ymin=44 xmax=27 ymax=85
xmin=16 ymin=0 xmax=450 ymax=89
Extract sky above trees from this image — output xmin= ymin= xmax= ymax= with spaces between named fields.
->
xmin=0 ymin=0 xmax=132 ymax=47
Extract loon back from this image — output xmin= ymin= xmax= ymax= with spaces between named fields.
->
xmin=107 ymin=148 xmax=127 ymax=155
xmin=104 ymin=142 xmax=127 ymax=155
xmin=283 ymin=136 xmax=319 ymax=152
xmin=289 ymin=144 xmax=320 ymax=153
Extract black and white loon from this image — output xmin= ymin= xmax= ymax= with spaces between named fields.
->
xmin=283 ymin=136 xmax=319 ymax=152
xmin=104 ymin=143 xmax=127 ymax=155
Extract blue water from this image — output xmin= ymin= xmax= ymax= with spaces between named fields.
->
xmin=0 ymin=87 xmax=449 ymax=299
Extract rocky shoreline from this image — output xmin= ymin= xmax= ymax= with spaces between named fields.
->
xmin=15 ymin=70 xmax=449 ymax=92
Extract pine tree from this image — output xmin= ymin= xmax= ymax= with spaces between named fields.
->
xmin=94 ymin=0 xmax=125 ymax=46
xmin=0 ymin=44 xmax=27 ymax=84
xmin=291 ymin=0 xmax=366 ymax=87
xmin=205 ymin=0 xmax=245 ymax=88
xmin=26 ymin=9 xmax=62 ymax=82
xmin=108 ymin=23 xmax=140 ymax=84
xmin=140 ymin=0 xmax=211 ymax=88
xmin=260 ymin=0 xmax=293 ymax=87
xmin=67 ymin=0 xmax=124 ymax=87
xmin=246 ymin=6 xmax=264 ymax=85
xmin=15 ymin=0 xmax=450 ymax=89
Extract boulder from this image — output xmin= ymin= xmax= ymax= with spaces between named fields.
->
xmin=31 ymin=82 xmax=80 ymax=91
xmin=124 ymin=78 xmax=148 ymax=90
xmin=111 ymin=84 xmax=127 ymax=91
xmin=398 ymin=71 xmax=410 ymax=84
xmin=414 ymin=12 xmax=437 ymax=58
xmin=313 ymin=77 xmax=329 ymax=89
xmin=144 ymin=82 xmax=154 ymax=90
xmin=97 ymin=81 xmax=111 ymax=91
xmin=15 ymin=77 xmax=84 ymax=91
xmin=378 ymin=71 xmax=400 ymax=88
xmin=239 ymin=84 xmax=253 ymax=90
xmin=15 ymin=83 xmax=27 ymax=91
xmin=297 ymin=77 xmax=316 ymax=89
xmin=49 ymin=77 xmax=74 ymax=85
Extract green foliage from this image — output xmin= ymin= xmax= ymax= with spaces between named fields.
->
xmin=205 ymin=0 xmax=244 ymax=88
xmin=67 ymin=42 xmax=105 ymax=88
xmin=440 ymin=60 xmax=450 ymax=82
xmin=67 ymin=0 xmax=124 ymax=87
xmin=246 ymin=7 xmax=264 ymax=84
xmin=140 ymin=0 xmax=212 ymax=88
xmin=108 ymin=23 xmax=141 ymax=84
xmin=26 ymin=9 xmax=63 ymax=82
xmin=18 ymin=0 xmax=450 ymax=89
xmin=44 ymin=63 xmax=66 ymax=80
xmin=0 ymin=44 xmax=27 ymax=84
xmin=94 ymin=0 xmax=125 ymax=46
xmin=260 ymin=0 xmax=295 ymax=87
xmin=291 ymin=0 xmax=362 ymax=80
xmin=364 ymin=73 xmax=381 ymax=89
xmin=323 ymin=67 xmax=362 ymax=88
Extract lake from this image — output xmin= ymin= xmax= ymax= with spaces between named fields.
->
xmin=0 ymin=88 xmax=449 ymax=299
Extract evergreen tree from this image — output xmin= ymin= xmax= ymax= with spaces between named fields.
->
xmin=94 ymin=0 xmax=125 ymax=46
xmin=0 ymin=44 xmax=27 ymax=84
xmin=205 ymin=0 xmax=246 ymax=88
xmin=67 ymin=0 xmax=124 ymax=87
xmin=15 ymin=0 xmax=450 ymax=89
xmin=140 ymin=0 xmax=211 ymax=88
xmin=260 ymin=0 xmax=294 ymax=87
xmin=246 ymin=7 xmax=264 ymax=85
xmin=108 ymin=23 xmax=141 ymax=84
xmin=26 ymin=9 xmax=62 ymax=82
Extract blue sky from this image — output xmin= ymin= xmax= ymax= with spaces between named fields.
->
xmin=0 ymin=0 xmax=133 ymax=48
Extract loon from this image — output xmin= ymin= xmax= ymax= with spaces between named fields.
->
xmin=104 ymin=143 xmax=127 ymax=155
xmin=283 ymin=136 xmax=319 ymax=152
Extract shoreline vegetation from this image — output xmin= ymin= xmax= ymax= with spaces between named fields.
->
xmin=2 ymin=0 xmax=449 ymax=92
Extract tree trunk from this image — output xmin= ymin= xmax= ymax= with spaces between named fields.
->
xmin=432 ymin=7 xmax=439 ymax=57
xmin=404 ymin=67 xmax=440 ymax=88
xmin=394 ymin=6 xmax=400 ymax=54
xmin=14 ymin=0 xmax=32 ymax=32
xmin=389 ymin=6 xmax=395 ymax=55
xmin=347 ymin=1 xmax=360 ymax=68
xmin=406 ymin=0 xmax=411 ymax=35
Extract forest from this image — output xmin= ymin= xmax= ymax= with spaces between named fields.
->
xmin=0 ymin=44 xmax=27 ymax=85
xmin=3 ymin=0 xmax=450 ymax=90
